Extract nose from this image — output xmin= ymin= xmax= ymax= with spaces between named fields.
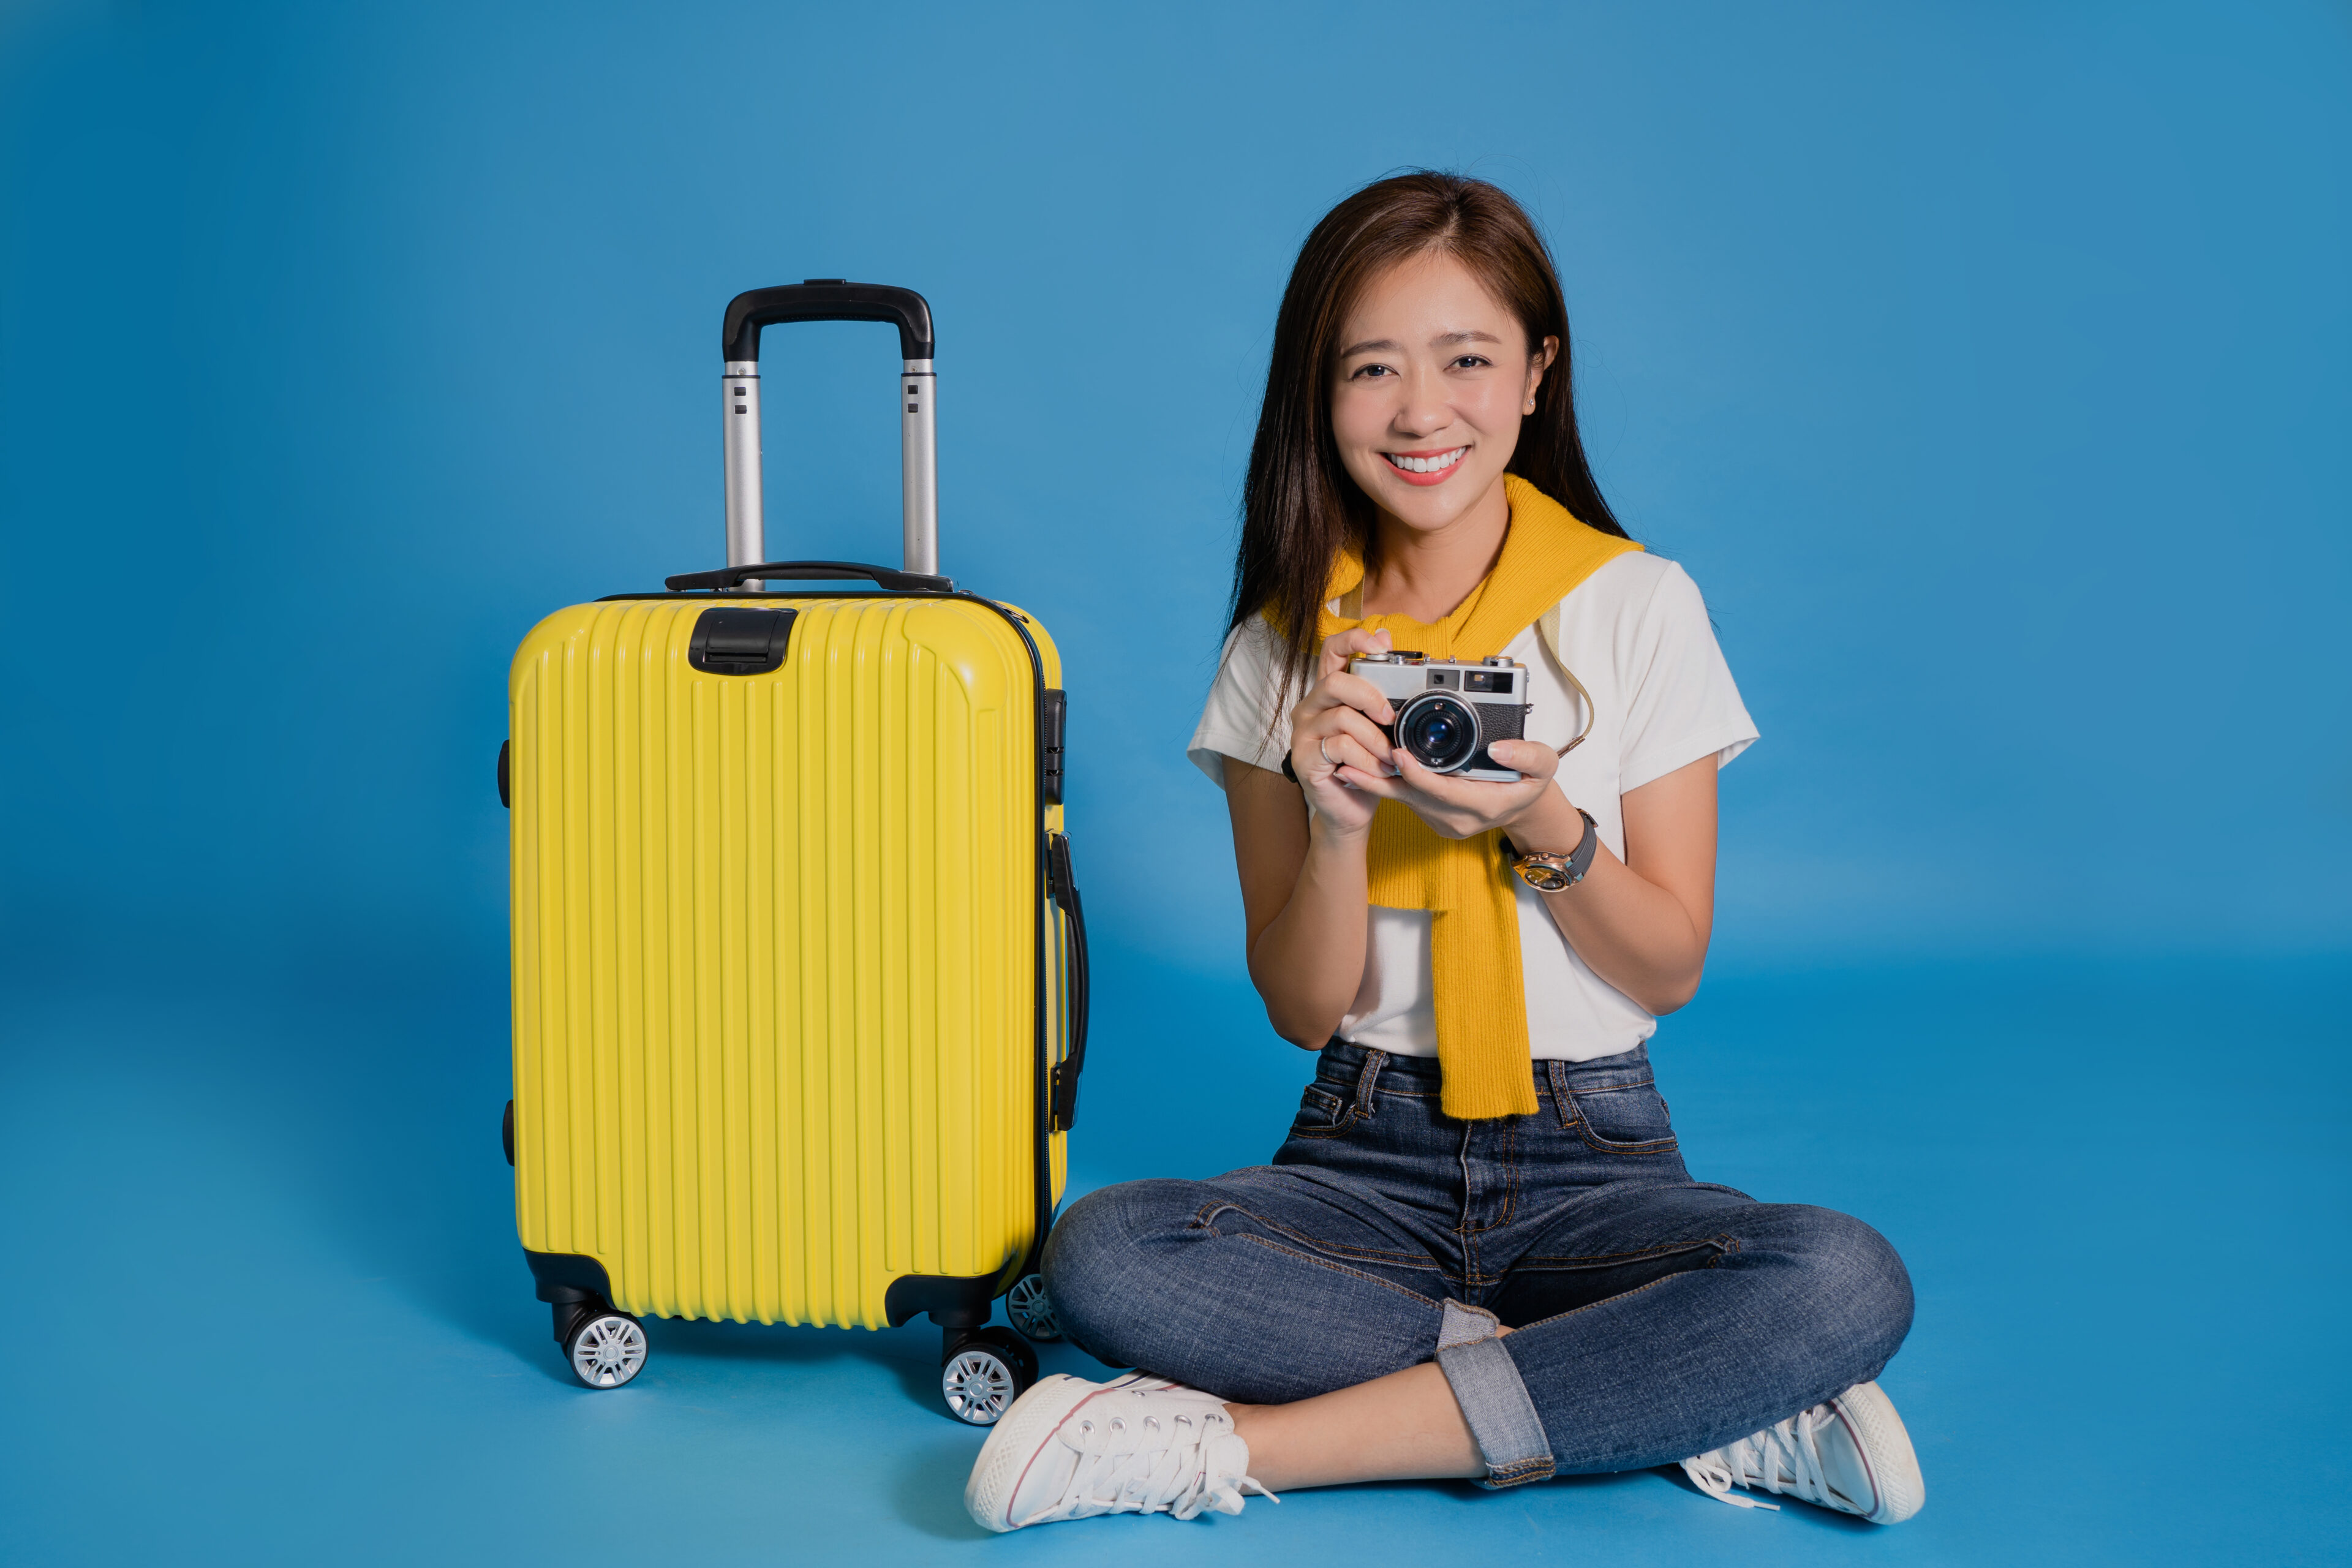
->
xmin=1390 ymin=365 xmax=1452 ymax=440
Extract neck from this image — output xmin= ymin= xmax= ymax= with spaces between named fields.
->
xmin=1359 ymin=473 xmax=1513 ymax=624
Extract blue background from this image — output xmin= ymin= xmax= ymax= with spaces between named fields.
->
xmin=1 ymin=2 xmax=2345 ymax=1564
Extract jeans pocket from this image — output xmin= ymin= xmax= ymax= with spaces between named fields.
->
xmin=1289 ymin=1083 xmax=1355 ymax=1138
xmin=1568 ymin=1079 xmax=1679 ymax=1154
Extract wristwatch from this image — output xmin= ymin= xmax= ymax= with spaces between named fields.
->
xmin=1506 ymin=809 xmax=1599 ymax=892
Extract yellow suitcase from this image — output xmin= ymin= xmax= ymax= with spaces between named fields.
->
xmin=500 ymin=283 xmax=1086 ymax=1423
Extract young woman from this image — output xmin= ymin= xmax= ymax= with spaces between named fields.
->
xmin=965 ymin=173 xmax=1921 ymax=1532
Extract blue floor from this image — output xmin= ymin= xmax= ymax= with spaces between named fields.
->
xmin=2 ymin=952 xmax=2343 ymax=1566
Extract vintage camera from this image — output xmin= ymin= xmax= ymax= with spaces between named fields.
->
xmin=1348 ymin=652 xmax=1532 ymax=782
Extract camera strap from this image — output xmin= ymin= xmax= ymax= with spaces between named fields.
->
xmin=1534 ymin=606 xmax=1598 ymax=757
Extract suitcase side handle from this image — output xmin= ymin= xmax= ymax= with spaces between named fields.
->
xmin=665 ymin=559 xmax=954 ymax=594
xmin=720 ymin=281 xmax=940 ymax=586
xmin=1047 ymin=832 xmax=1090 ymax=1134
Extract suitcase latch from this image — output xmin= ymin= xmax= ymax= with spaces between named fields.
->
xmin=688 ymin=608 xmax=796 ymax=676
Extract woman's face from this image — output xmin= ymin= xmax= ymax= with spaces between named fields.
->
xmin=1329 ymin=251 xmax=1556 ymax=537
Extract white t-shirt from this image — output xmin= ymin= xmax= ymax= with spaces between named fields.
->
xmin=1187 ymin=552 xmax=1758 ymax=1063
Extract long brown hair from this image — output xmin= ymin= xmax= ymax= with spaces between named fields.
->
xmin=1228 ymin=172 xmax=1627 ymax=687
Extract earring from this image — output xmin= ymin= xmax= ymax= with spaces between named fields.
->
xmin=1524 ymin=399 xmax=1536 ymax=413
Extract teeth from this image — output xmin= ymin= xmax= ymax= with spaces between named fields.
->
xmin=1388 ymin=448 xmax=1466 ymax=475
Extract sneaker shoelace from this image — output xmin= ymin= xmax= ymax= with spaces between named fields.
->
xmin=1021 ymin=1407 xmax=1278 ymax=1526
xmin=1681 ymin=1404 xmax=1844 ymax=1513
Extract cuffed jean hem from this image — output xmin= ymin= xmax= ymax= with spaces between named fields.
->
xmin=1437 ymin=1298 xmax=1501 ymax=1350
xmin=1433 ymin=1308 xmax=1556 ymax=1488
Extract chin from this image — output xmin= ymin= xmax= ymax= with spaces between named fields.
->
xmin=1372 ymin=470 xmax=1495 ymax=529
xmin=1378 ymin=495 xmax=1461 ymax=533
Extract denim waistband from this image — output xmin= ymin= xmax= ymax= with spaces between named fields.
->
xmin=1317 ymin=1038 xmax=1651 ymax=1084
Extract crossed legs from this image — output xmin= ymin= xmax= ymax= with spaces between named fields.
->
xmin=1042 ymin=1170 xmax=1913 ymax=1489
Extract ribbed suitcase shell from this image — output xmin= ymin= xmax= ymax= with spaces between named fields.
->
xmin=509 ymin=592 xmax=1068 ymax=1330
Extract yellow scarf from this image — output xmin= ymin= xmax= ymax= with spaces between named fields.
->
xmin=1319 ymin=475 xmax=1643 ymax=1118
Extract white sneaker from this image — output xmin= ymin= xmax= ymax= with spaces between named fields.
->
xmin=1680 ymin=1381 xmax=1924 ymax=1524
xmin=964 ymin=1372 xmax=1278 ymax=1532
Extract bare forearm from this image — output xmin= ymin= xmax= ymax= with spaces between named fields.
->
xmin=1513 ymin=785 xmax=1709 ymax=1015
xmin=1540 ymin=852 xmax=1706 ymax=1013
xmin=1246 ymin=818 xmax=1372 ymax=1047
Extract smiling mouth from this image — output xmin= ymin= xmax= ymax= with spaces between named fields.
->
xmin=1383 ymin=447 xmax=1468 ymax=484
xmin=1385 ymin=447 xmax=1466 ymax=475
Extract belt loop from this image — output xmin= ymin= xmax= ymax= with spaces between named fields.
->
xmin=1353 ymin=1049 xmax=1387 ymax=1119
xmin=1545 ymin=1060 xmax=1575 ymax=1130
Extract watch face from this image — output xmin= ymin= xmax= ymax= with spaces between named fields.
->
xmin=1515 ymin=861 xmax=1572 ymax=893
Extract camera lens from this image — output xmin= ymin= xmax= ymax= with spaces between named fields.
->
xmin=1397 ymin=693 xmax=1478 ymax=772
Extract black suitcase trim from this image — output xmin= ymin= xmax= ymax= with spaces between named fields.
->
xmin=524 ymin=1248 xmax=617 ymax=1344
xmin=524 ymin=1247 xmax=613 ymax=1303
xmin=883 ymin=1272 xmax=1000 ymax=1331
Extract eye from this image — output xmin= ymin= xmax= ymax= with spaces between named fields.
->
xmin=1349 ymin=361 xmax=1396 ymax=380
xmin=1450 ymin=354 xmax=1493 ymax=370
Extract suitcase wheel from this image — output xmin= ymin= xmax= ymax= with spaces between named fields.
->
xmin=564 ymin=1306 xmax=649 ymax=1390
xmin=940 ymin=1327 xmax=1036 ymax=1425
xmin=1005 ymin=1274 xmax=1063 ymax=1343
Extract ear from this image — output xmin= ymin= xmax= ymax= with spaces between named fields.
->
xmin=1527 ymin=334 xmax=1561 ymax=396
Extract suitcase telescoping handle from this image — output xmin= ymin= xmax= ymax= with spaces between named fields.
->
xmin=721 ymin=281 xmax=939 ymax=584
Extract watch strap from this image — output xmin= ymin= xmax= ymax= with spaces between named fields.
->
xmin=1504 ymin=809 xmax=1599 ymax=890
xmin=1562 ymin=807 xmax=1600 ymax=883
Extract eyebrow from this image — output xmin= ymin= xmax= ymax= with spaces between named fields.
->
xmin=1338 ymin=330 xmax=1507 ymax=357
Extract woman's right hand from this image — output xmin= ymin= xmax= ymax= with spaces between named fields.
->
xmin=1287 ymin=627 xmax=1402 ymax=837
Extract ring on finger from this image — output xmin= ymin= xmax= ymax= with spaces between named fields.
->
xmin=1318 ymin=738 xmax=1336 ymax=768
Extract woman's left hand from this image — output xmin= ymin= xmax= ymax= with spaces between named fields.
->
xmin=1351 ymin=738 xmax=1566 ymax=841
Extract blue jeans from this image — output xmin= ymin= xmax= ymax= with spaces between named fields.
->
xmin=1043 ymin=1042 xmax=1913 ymax=1486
